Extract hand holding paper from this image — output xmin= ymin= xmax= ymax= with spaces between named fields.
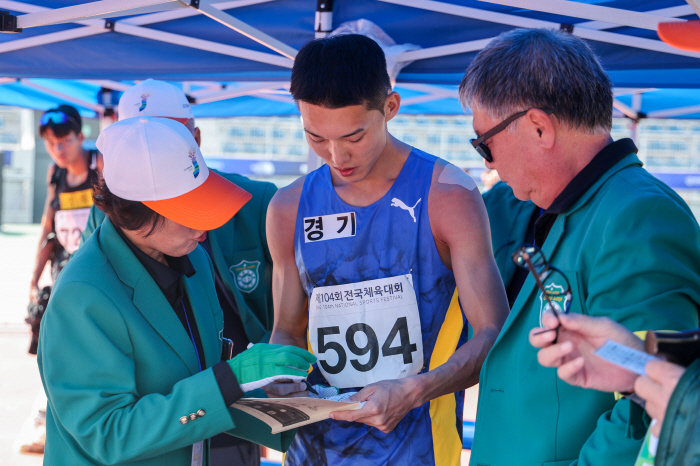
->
xmin=529 ymin=311 xmax=645 ymax=393
xmin=227 ymin=343 xmax=316 ymax=390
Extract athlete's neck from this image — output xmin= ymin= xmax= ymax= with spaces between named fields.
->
xmin=64 ymin=149 xmax=89 ymax=187
xmin=332 ymin=134 xmax=412 ymax=207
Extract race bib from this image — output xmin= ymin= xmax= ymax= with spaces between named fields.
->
xmin=58 ymin=188 xmax=93 ymax=210
xmin=303 ymin=212 xmax=356 ymax=243
xmin=308 ymin=274 xmax=424 ymax=389
xmin=54 ymin=207 xmax=90 ymax=254
xmin=191 ymin=440 xmax=203 ymax=466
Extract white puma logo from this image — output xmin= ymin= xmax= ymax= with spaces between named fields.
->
xmin=391 ymin=198 xmax=422 ymax=223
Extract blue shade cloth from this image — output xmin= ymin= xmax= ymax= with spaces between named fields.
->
xmin=0 ymin=0 xmax=698 ymax=86
xmin=0 ymin=1 xmax=698 ymax=117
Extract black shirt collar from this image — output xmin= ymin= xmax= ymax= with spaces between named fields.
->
xmin=535 ymin=138 xmax=638 ymax=246
xmin=545 ymin=138 xmax=638 ymax=214
xmin=115 ymin=227 xmax=196 ymax=307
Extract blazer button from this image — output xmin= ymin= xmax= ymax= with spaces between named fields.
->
xmin=180 ymin=416 xmax=189 ymax=425
xmin=197 ymin=409 xmax=206 ymax=417
xmin=189 ymin=413 xmax=198 ymax=421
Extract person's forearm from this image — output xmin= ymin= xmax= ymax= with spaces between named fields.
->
xmin=31 ymin=240 xmax=53 ymax=287
xmin=412 ymin=325 xmax=500 ymax=407
xmin=270 ymin=326 xmax=308 ymax=350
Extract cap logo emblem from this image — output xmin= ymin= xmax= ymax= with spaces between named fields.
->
xmin=188 ymin=147 xmax=200 ymax=178
xmin=138 ymin=92 xmax=152 ymax=112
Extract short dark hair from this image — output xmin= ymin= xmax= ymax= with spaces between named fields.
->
xmin=93 ymin=179 xmax=164 ymax=237
xmin=459 ymin=29 xmax=613 ymax=134
xmin=39 ymin=104 xmax=83 ymax=138
xmin=290 ymin=34 xmax=392 ymax=113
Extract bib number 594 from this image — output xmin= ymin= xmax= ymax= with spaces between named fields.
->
xmin=317 ymin=317 xmax=417 ymax=375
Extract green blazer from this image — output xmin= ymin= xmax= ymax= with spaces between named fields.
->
xmin=482 ymin=181 xmax=539 ymax=290
xmin=81 ymin=170 xmax=277 ymax=343
xmin=470 ymin=153 xmax=700 ymax=466
xmin=39 ymin=218 xmax=292 ymax=466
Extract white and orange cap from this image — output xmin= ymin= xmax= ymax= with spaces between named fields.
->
xmin=657 ymin=20 xmax=700 ymax=53
xmin=97 ymin=117 xmax=251 ymax=231
xmin=118 ymin=79 xmax=194 ymax=121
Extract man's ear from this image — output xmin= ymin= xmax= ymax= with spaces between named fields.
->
xmin=194 ymin=127 xmax=201 ymax=147
xmin=384 ymin=91 xmax=401 ymax=122
xmin=527 ymin=109 xmax=555 ymax=149
xmin=77 ymin=132 xmax=85 ymax=144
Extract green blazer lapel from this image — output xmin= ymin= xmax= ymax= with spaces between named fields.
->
xmin=184 ymin=276 xmax=220 ymax=368
xmin=98 ymin=219 xmax=201 ymax=375
xmin=493 ymin=213 xmax=568 ymax=345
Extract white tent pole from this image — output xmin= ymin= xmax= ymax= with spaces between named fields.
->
xmin=649 ymin=104 xmax=700 ymax=119
xmin=194 ymin=81 xmax=289 ymax=104
xmin=686 ymin=0 xmax=700 ymax=17
xmin=612 ymin=98 xmax=638 ymax=120
xmin=16 ymin=0 xmax=184 ymax=29
xmin=0 ymin=1 xmax=291 ymax=68
xmin=463 ymin=0 xmax=683 ymax=31
xmin=0 ymin=77 xmax=16 ymax=85
xmin=401 ymin=94 xmax=450 ymax=106
xmin=383 ymin=0 xmax=700 ymax=60
xmin=125 ymin=0 xmax=275 ymax=26
xmin=579 ymin=5 xmax=695 ymax=31
xmin=402 ymin=38 xmax=493 ymax=61
xmin=81 ymin=80 xmax=132 ymax=92
xmin=114 ymin=22 xmax=293 ymax=67
xmin=20 ymin=79 xmax=106 ymax=113
xmin=0 ymin=24 xmax=108 ymax=54
xmin=190 ymin=0 xmax=297 ymax=59
xmin=255 ymin=93 xmax=294 ymax=104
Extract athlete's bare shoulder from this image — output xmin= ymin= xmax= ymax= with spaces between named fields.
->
xmin=428 ymin=158 xmax=487 ymax=247
xmin=267 ymin=175 xmax=307 ymax=250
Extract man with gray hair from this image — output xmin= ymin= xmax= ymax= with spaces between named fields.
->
xmin=460 ymin=28 xmax=700 ymax=465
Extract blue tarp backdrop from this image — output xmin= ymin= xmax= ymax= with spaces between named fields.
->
xmin=0 ymin=1 xmax=698 ymax=117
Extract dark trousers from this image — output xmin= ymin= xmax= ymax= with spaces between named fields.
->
xmin=210 ymin=442 xmax=261 ymax=466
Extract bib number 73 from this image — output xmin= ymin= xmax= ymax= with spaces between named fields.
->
xmin=318 ymin=317 xmax=417 ymax=374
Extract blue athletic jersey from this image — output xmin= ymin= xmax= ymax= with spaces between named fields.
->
xmin=286 ymin=148 xmax=467 ymax=466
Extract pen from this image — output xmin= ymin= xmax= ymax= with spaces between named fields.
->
xmin=304 ymin=380 xmax=319 ymax=395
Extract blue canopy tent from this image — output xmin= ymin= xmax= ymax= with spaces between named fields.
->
xmin=0 ymin=0 xmax=697 ymax=121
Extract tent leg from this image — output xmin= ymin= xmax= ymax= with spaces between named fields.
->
xmin=315 ymin=0 xmax=333 ymax=38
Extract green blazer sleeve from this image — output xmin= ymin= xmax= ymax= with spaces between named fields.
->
xmin=39 ymin=280 xmax=236 ymax=464
xmin=656 ymin=359 xmax=700 ymax=466
xmin=574 ymin=189 xmax=700 ymax=466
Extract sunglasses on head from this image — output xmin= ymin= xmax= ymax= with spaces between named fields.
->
xmin=40 ymin=111 xmax=79 ymax=128
xmin=470 ymin=108 xmax=554 ymax=163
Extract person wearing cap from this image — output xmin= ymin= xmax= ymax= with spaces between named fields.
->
xmin=81 ymin=80 xmax=282 ymax=465
xmin=37 ymin=116 xmax=316 ymax=466
xmin=83 ymin=79 xmax=277 ymax=347
xmin=28 ymin=104 xmax=103 ymax=352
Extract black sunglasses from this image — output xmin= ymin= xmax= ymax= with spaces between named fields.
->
xmin=470 ymin=108 xmax=554 ymax=163
xmin=512 ymin=244 xmax=572 ymax=343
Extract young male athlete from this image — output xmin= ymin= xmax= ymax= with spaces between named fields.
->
xmin=268 ymin=34 xmax=509 ymax=466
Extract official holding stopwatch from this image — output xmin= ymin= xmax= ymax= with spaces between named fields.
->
xmin=38 ymin=117 xmax=315 ymax=466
